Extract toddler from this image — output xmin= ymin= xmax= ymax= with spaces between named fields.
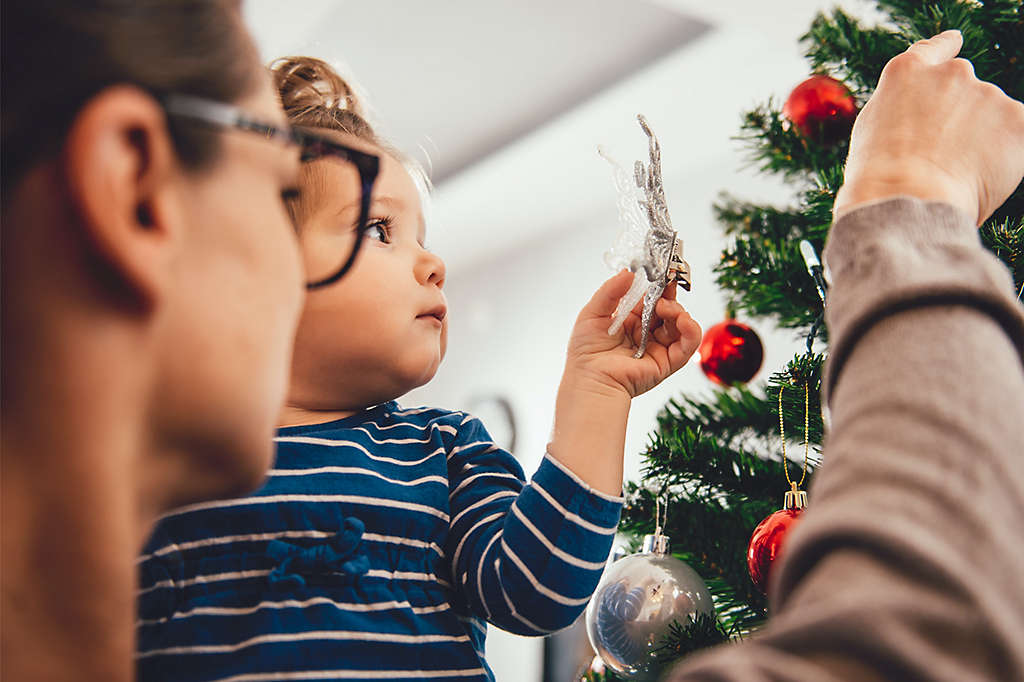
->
xmin=136 ymin=57 xmax=702 ymax=681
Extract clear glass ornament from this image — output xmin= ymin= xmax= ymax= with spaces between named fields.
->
xmin=585 ymin=534 xmax=714 ymax=680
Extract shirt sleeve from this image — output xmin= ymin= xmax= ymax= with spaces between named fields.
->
xmin=663 ymin=197 xmax=1024 ymax=681
xmin=445 ymin=414 xmax=623 ymax=636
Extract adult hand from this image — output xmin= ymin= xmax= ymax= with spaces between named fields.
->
xmin=834 ymin=30 xmax=1024 ymax=225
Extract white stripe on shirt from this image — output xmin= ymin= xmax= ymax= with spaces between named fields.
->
xmin=215 ymin=668 xmax=488 ymax=681
xmin=449 ymin=490 xmax=518 ymax=528
xmin=269 ymin=437 xmax=443 ymax=467
xmin=496 ymin=561 xmax=548 ymax=635
xmin=139 ymin=529 xmax=443 ymax=566
xmin=269 ymin=466 xmax=447 ymax=488
xmin=352 ymin=420 xmax=456 ymax=435
xmin=163 ymin=494 xmax=450 ymax=521
xmin=138 ymin=569 xmax=271 ymax=596
xmin=450 ymin=512 xmax=504 ymax=572
xmin=365 ymin=569 xmax=451 ymax=589
xmin=448 ymin=470 xmax=521 ymax=498
xmin=530 ymin=481 xmax=617 ymax=535
xmin=361 ymin=533 xmax=444 ymax=557
xmin=447 ymin=441 xmax=498 ymax=459
xmin=390 ymin=406 xmax=439 ymax=416
xmin=136 ymin=630 xmax=470 ymax=659
xmin=500 ymin=540 xmax=592 ymax=606
xmin=137 ymin=596 xmax=450 ymax=627
xmin=510 ymin=505 xmax=607 ymax=570
xmin=475 ymin=532 xmax=503 ymax=620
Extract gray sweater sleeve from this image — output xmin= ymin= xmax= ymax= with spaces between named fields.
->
xmin=663 ymin=197 xmax=1024 ymax=682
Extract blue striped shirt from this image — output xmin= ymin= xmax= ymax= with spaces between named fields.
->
xmin=136 ymin=401 xmax=623 ymax=681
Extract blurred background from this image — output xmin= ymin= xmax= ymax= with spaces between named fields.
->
xmin=245 ymin=1 xmax=869 ymax=679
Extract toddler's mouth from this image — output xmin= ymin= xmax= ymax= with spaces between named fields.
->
xmin=417 ymin=305 xmax=447 ymax=324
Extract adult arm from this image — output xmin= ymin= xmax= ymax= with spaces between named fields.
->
xmin=663 ymin=31 xmax=1024 ymax=681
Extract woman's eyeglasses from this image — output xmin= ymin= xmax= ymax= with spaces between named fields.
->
xmin=162 ymin=93 xmax=380 ymax=289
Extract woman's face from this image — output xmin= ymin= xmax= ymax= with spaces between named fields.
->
xmin=158 ymin=71 xmax=306 ymax=500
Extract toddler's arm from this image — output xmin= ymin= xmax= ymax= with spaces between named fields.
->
xmin=445 ymin=416 xmax=622 ymax=635
xmin=444 ymin=290 xmax=700 ymax=633
xmin=547 ymin=273 xmax=702 ymax=497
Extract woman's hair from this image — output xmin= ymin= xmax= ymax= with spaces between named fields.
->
xmin=1 ymin=0 xmax=261 ymax=191
xmin=271 ymin=56 xmax=429 ymax=225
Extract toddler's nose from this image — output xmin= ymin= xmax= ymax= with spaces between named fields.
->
xmin=417 ymin=248 xmax=446 ymax=289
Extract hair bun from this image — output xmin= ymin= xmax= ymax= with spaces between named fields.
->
xmin=271 ymin=56 xmax=365 ymax=120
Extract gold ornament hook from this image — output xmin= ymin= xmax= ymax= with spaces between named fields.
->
xmin=779 ymin=382 xmax=810 ymax=507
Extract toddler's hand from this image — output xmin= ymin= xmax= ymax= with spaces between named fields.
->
xmin=565 ymin=271 xmax=702 ymax=399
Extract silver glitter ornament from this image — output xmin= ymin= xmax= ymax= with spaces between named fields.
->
xmin=599 ymin=115 xmax=692 ymax=359
xmin=585 ymin=533 xmax=714 ymax=680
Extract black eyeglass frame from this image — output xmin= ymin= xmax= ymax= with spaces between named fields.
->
xmin=162 ymin=93 xmax=380 ymax=289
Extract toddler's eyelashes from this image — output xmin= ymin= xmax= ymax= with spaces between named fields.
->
xmin=367 ymin=217 xmax=394 ymax=244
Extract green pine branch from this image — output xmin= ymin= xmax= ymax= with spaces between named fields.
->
xmin=767 ymin=353 xmax=827 ymax=448
xmin=980 ymin=217 xmax=1024 ymax=291
xmin=712 ymin=178 xmax=836 ymax=332
xmin=803 ymin=9 xmax=905 ymax=96
xmin=736 ymin=103 xmax=850 ymax=180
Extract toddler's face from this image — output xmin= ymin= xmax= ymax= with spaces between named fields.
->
xmin=289 ymin=135 xmax=447 ymax=410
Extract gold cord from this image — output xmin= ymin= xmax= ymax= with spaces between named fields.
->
xmin=779 ymin=382 xmax=809 ymax=489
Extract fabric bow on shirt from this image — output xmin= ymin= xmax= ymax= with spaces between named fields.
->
xmin=266 ymin=516 xmax=370 ymax=589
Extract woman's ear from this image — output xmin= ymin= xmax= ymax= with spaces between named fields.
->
xmin=62 ymin=85 xmax=181 ymax=310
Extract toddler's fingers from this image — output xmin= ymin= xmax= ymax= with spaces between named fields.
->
xmin=659 ymin=298 xmax=701 ymax=347
xmin=653 ymin=298 xmax=683 ymax=340
xmin=625 ymin=283 xmax=676 ymax=322
xmin=652 ymin=316 xmax=679 ymax=348
xmin=676 ymin=311 xmax=702 ymax=356
xmin=586 ymin=271 xmax=636 ymax=318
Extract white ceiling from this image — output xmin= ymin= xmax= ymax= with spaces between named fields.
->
xmin=245 ymin=0 xmax=709 ymax=181
xmin=244 ymin=0 xmax=874 ymax=272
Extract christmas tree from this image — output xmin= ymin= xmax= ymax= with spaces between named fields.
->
xmin=588 ymin=0 xmax=1022 ymax=678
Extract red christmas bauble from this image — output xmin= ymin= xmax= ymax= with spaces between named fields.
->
xmin=698 ymin=320 xmax=764 ymax=386
xmin=747 ymin=507 xmax=804 ymax=594
xmin=782 ymin=75 xmax=858 ymax=144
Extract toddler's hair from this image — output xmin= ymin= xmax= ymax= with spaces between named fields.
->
xmin=272 ymin=56 xmax=380 ymax=146
xmin=271 ymin=56 xmax=428 ymax=226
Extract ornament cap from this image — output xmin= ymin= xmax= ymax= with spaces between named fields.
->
xmin=641 ymin=533 xmax=670 ymax=555
xmin=667 ymin=236 xmax=692 ymax=291
xmin=784 ymin=484 xmax=808 ymax=510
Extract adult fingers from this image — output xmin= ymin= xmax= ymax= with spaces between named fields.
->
xmin=905 ymin=29 xmax=963 ymax=65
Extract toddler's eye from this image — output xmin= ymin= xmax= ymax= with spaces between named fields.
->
xmin=366 ymin=217 xmax=393 ymax=244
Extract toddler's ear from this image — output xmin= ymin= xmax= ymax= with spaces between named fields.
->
xmin=63 ymin=85 xmax=179 ymax=310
